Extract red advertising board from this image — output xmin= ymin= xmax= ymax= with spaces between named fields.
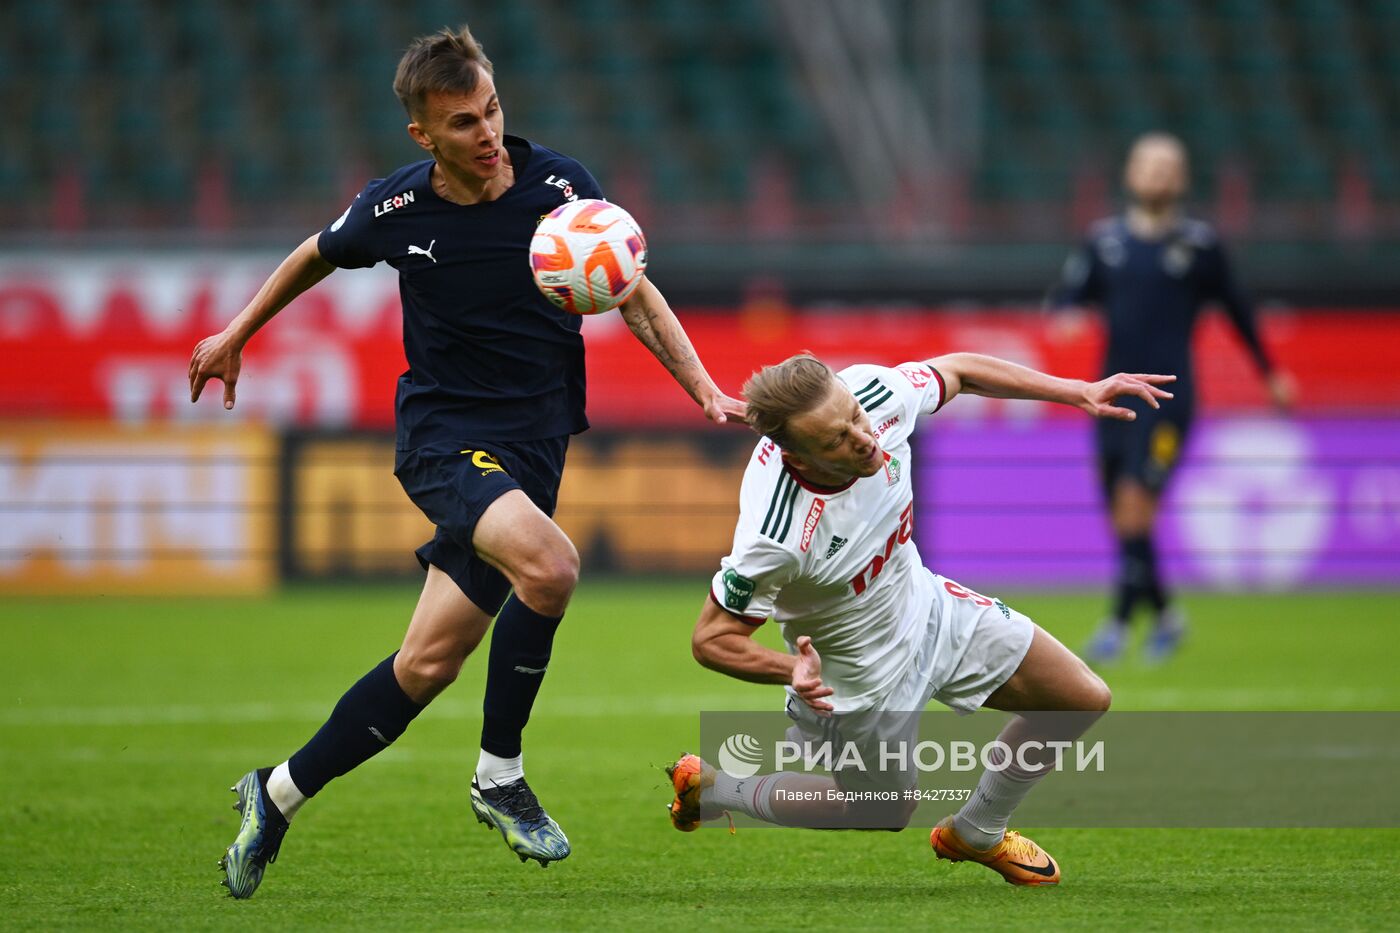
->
xmin=2 ymin=255 xmax=1397 ymax=427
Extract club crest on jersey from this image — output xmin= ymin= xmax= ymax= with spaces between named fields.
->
xmin=884 ymin=455 xmax=902 ymax=486
xmin=545 ymin=174 xmax=579 ymax=202
xmin=374 ymin=189 xmax=416 ymax=217
xmin=1162 ymin=240 xmax=1195 ymax=277
xmin=825 ymin=536 xmax=848 ymax=560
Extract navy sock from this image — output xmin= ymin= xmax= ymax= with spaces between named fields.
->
xmin=1112 ymin=534 xmax=1156 ymax=623
xmin=480 ymin=596 xmax=563 ymax=759
xmin=287 ymin=652 xmax=423 ymax=797
xmin=1135 ymin=535 xmax=1169 ymax=612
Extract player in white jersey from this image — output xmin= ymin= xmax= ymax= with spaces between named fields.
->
xmin=669 ymin=352 xmax=1174 ymax=886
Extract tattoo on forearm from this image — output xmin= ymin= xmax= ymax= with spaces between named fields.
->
xmin=631 ymin=305 xmax=699 ymax=375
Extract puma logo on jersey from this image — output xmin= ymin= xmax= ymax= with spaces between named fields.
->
xmin=408 ymin=239 xmax=436 ymax=263
xmin=849 ymin=502 xmax=914 ymax=595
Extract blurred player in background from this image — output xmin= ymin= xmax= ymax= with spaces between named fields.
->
xmin=189 ymin=25 xmax=742 ymax=897
xmin=668 ymin=352 xmax=1173 ymax=886
xmin=1048 ymin=132 xmax=1293 ymax=664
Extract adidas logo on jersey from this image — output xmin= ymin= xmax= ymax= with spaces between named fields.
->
xmin=825 ymin=536 xmax=848 ymax=560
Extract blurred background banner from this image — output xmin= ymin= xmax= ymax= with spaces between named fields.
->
xmin=0 ymin=421 xmax=276 ymax=594
xmin=5 ymin=252 xmax=1400 ymax=425
xmin=1 ymin=0 xmax=1398 ymax=591
xmin=919 ymin=417 xmax=1400 ymax=589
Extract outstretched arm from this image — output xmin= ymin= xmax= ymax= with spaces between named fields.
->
xmin=618 ymin=277 xmax=746 ymax=424
xmin=189 ymin=233 xmax=335 ymax=409
xmin=691 ymin=598 xmax=833 ymax=713
xmin=1210 ymin=246 xmax=1294 ymax=409
xmin=929 ymin=352 xmax=1176 ymax=421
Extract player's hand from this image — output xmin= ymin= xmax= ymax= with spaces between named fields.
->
xmin=791 ymin=635 xmax=834 ymax=716
xmin=189 ymin=330 xmax=244 ymax=410
xmin=1081 ymin=373 xmax=1176 ymax=421
xmin=702 ymin=390 xmax=748 ymax=426
xmin=1266 ymin=370 xmax=1296 ymax=411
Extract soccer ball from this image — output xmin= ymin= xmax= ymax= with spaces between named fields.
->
xmin=529 ymin=199 xmax=648 ymax=315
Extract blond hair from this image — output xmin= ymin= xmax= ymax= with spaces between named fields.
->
xmin=1128 ymin=131 xmax=1188 ymax=167
xmin=743 ymin=354 xmax=836 ymax=450
xmin=393 ymin=25 xmax=495 ymax=118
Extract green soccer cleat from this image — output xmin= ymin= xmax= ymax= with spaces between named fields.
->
xmin=470 ymin=777 xmax=571 ymax=867
xmin=219 ymin=767 xmax=289 ymax=899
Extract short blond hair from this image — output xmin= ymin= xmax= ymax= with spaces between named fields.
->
xmin=393 ymin=25 xmax=495 ymax=119
xmin=1128 ymin=131 xmax=1188 ymax=168
xmin=743 ymin=354 xmax=836 ymax=450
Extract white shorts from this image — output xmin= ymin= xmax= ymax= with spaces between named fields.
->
xmin=907 ymin=573 xmax=1036 ymax=714
xmin=784 ymin=572 xmax=1034 ymax=790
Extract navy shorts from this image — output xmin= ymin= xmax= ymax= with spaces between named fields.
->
xmin=1096 ymin=404 xmax=1191 ymax=496
xmin=394 ymin=436 xmax=570 ymax=616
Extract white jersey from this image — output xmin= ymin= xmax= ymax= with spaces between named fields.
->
xmin=710 ymin=361 xmax=947 ymax=711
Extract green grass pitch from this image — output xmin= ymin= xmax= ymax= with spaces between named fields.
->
xmin=2 ymin=582 xmax=1398 ymax=930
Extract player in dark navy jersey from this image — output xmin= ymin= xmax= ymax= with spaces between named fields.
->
xmin=1049 ymin=132 xmax=1292 ymax=664
xmin=189 ymin=25 xmax=743 ymax=897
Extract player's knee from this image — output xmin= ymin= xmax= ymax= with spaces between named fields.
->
xmin=1083 ymin=673 xmax=1112 ymax=713
xmin=515 ymin=544 xmax=579 ymax=615
xmin=889 ymin=795 xmax=919 ymax=829
xmin=395 ymin=646 xmax=464 ymax=697
xmin=851 ymin=796 xmax=918 ymax=830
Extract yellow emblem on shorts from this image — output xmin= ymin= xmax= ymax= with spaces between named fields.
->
xmin=1149 ymin=423 xmax=1180 ymax=468
xmin=460 ymin=449 xmax=505 ymax=475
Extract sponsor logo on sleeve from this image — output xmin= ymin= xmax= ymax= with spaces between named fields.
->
xmin=897 ymin=364 xmax=932 ymax=389
xmin=545 ymin=174 xmax=580 ymax=202
xmin=721 ymin=569 xmax=757 ymax=612
xmin=374 ymin=189 xmax=416 ymax=218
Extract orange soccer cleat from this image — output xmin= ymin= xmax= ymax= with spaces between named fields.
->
xmin=665 ymin=753 xmax=715 ymax=832
xmin=930 ymin=816 xmax=1061 ymax=886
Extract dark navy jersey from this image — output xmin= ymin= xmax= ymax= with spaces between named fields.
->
xmin=1050 ymin=215 xmax=1272 ymax=411
xmin=317 ymin=135 xmax=604 ymax=447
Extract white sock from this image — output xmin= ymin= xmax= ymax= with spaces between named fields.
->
xmin=476 ymin=749 xmax=524 ymax=787
xmin=954 ymin=765 xmax=1043 ymax=850
xmin=267 ymin=761 xmax=308 ymax=821
xmin=701 ymin=772 xmax=800 ymax=824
